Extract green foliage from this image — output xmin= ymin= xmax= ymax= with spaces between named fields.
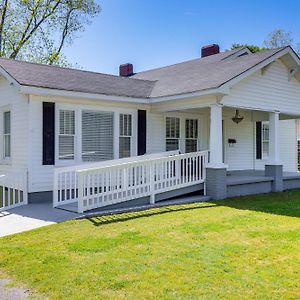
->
xmin=1 ymin=191 xmax=300 ymax=299
xmin=0 ymin=0 xmax=101 ymax=66
xmin=231 ymin=43 xmax=267 ymax=53
xmin=231 ymin=29 xmax=300 ymax=55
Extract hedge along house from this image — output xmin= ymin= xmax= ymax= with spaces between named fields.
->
xmin=0 ymin=44 xmax=300 ymax=213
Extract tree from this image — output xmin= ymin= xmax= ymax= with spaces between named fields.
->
xmin=231 ymin=29 xmax=300 ymax=56
xmin=263 ymin=29 xmax=293 ymax=49
xmin=231 ymin=43 xmax=266 ymax=53
xmin=0 ymin=0 xmax=101 ymax=66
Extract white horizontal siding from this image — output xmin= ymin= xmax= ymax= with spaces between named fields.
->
xmin=0 ymin=78 xmax=28 ymax=175
xmin=222 ymin=60 xmax=300 ymax=115
xmin=146 ymin=112 xmax=165 ymax=154
xmin=280 ymin=120 xmax=297 ymax=172
xmin=223 ymin=111 xmax=254 ymax=170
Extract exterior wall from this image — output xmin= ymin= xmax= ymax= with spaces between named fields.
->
xmin=28 ymin=96 xmax=211 ymax=193
xmin=222 ymin=60 xmax=300 ymax=115
xmin=0 ymin=77 xmax=29 ymax=174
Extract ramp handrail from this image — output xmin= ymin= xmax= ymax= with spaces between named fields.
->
xmin=53 ymin=150 xmax=209 ymax=213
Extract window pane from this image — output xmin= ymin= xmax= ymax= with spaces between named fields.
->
xmin=262 ymin=141 xmax=269 ymax=158
xmin=186 ymin=119 xmax=198 ymax=139
xmin=59 ymin=136 xmax=74 ymax=160
xmin=119 ymin=137 xmax=131 ymax=158
xmin=4 ymin=111 xmax=10 ymax=134
xmin=82 ymin=111 xmax=114 ymax=162
xmin=166 ymin=139 xmax=179 ymax=151
xmin=185 ymin=139 xmax=197 ymax=153
xmin=4 ymin=135 xmax=10 ymax=157
xmin=120 ymin=114 xmax=132 ymax=137
xmin=166 ymin=117 xmax=180 ymax=138
xmin=262 ymin=122 xmax=269 ymax=157
xmin=60 ymin=110 xmax=75 ymax=135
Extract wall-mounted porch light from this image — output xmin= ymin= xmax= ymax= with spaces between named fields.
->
xmin=232 ymin=109 xmax=244 ymax=124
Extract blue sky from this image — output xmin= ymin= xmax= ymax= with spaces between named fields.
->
xmin=64 ymin=0 xmax=300 ymax=75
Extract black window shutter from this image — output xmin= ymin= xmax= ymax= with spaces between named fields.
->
xmin=256 ymin=121 xmax=262 ymax=160
xmin=137 ymin=110 xmax=147 ymax=155
xmin=43 ymin=102 xmax=55 ymax=165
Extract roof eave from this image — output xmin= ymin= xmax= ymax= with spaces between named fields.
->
xmin=19 ymin=85 xmax=150 ymax=104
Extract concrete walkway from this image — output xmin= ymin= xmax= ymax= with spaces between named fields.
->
xmin=0 ymin=278 xmax=31 ymax=299
xmin=0 ymin=203 xmax=77 ymax=237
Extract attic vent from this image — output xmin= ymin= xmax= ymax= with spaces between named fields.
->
xmin=237 ymin=52 xmax=249 ymax=57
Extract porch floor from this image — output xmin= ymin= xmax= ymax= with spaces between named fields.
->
xmin=227 ymin=170 xmax=300 ymax=185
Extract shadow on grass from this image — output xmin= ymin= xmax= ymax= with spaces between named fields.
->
xmin=87 ymin=189 xmax=300 ymax=226
xmin=87 ymin=203 xmax=216 ymax=226
xmin=211 ymin=189 xmax=300 ymax=218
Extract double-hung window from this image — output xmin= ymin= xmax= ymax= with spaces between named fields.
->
xmin=59 ymin=110 xmax=75 ymax=160
xmin=119 ymin=114 xmax=132 ymax=158
xmin=185 ymin=119 xmax=198 ymax=153
xmin=3 ymin=111 xmax=11 ymax=159
xmin=166 ymin=117 xmax=180 ymax=151
xmin=262 ymin=121 xmax=269 ymax=158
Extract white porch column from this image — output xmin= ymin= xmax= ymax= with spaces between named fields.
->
xmin=206 ymin=103 xmax=227 ymax=200
xmin=268 ymin=111 xmax=281 ymax=165
xmin=265 ymin=111 xmax=283 ymax=192
xmin=208 ymin=104 xmax=226 ymax=168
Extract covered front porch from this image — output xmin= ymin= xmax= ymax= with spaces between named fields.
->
xmin=152 ymin=98 xmax=300 ymax=200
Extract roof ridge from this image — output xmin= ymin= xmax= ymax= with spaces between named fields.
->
xmin=133 ymin=48 xmax=243 ymax=76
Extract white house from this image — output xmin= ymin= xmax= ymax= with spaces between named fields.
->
xmin=0 ymin=44 xmax=300 ymax=213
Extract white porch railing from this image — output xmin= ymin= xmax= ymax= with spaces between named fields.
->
xmin=53 ymin=151 xmax=180 ymax=209
xmin=53 ymin=150 xmax=208 ymax=213
xmin=0 ymin=170 xmax=28 ymax=212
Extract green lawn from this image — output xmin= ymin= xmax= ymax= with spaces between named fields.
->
xmin=1 ymin=191 xmax=300 ymax=299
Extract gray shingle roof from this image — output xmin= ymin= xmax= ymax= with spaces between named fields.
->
xmin=132 ymin=47 xmax=287 ymax=97
xmin=0 ymin=58 xmax=155 ymax=98
xmin=0 ymin=47 xmax=288 ymax=99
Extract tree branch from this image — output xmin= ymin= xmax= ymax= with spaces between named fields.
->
xmin=9 ymin=0 xmax=63 ymax=59
xmin=0 ymin=0 xmax=9 ymax=55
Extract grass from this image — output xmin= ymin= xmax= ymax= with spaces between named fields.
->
xmin=1 ymin=191 xmax=300 ymax=299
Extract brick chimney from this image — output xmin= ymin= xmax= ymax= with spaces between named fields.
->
xmin=119 ymin=63 xmax=134 ymax=77
xmin=201 ymin=44 xmax=220 ymax=58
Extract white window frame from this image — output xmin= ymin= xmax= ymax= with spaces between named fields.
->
xmin=3 ymin=109 xmax=11 ymax=161
xmin=119 ymin=113 xmax=132 ymax=158
xmin=166 ymin=116 xmax=180 ymax=151
xmin=262 ymin=121 xmax=269 ymax=159
xmin=58 ymin=109 xmax=76 ymax=161
xmin=185 ymin=118 xmax=199 ymax=153
xmin=55 ymin=104 xmax=78 ymax=166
